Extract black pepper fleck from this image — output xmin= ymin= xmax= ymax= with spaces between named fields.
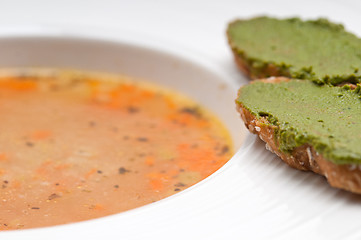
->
xmin=174 ymin=182 xmax=186 ymax=187
xmin=219 ymin=145 xmax=230 ymax=155
xmin=127 ymin=106 xmax=139 ymax=113
xmin=179 ymin=107 xmax=202 ymax=118
xmin=137 ymin=137 xmax=148 ymax=142
xmin=88 ymin=121 xmax=96 ymax=127
xmin=118 ymin=167 xmax=130 ymax=174
xmin=26 ymin=141 xmax=34 ymax=147
xmin=48 ymin=193 xmax=61 ymax=200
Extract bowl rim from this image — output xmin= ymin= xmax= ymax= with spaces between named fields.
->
xmin=0 ymin=24 xmax=239 ymax=88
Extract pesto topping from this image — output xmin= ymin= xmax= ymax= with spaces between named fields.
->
xmin=228 ymin=17 xmax=361 ymax=85
xmin=237 ymin=80 xmax=361 ymax=165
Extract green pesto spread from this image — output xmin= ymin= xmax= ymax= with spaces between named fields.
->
xmin=227 ymin=17 xmax=361 ymax=85
xmin=237 ymin=80 xmax=361 ymax=165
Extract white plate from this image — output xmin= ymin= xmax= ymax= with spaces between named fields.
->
xmin=1 ymin=1 xmax=361 ymax=239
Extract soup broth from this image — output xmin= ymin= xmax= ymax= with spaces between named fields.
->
xmin=0 ymin=69 xmax=233 ymax=230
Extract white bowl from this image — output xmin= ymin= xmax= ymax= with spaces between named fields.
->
xmin=0 ymin=28 xmax=248 ymax=239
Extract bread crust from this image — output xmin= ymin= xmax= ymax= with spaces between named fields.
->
xmin=237 ymin=78 xmax=361 ymax=194
xmin=231 ymin=51 xmax=285 ymax=80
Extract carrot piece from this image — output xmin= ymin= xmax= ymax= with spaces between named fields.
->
xmin=11 ymin=180 xmax=22 ymax=189
xmin=107 ymin=85 xmax=134 ymax=108
xmin=165 ymin=97 xmax=176 ymax=110
xmin=146 ymin=172 xmax=169 ymax=191
xmin=131 ymin=89 xmax=154 ymax=104
xmin=0 ymin=79 xmax=37 ymax=91
xmin=176 ymin=143 xmax=227 ymax=178
xmin=84 ymin=168 xmax=97 ymax=179
xmin=0 ymin=153 xmax=8 ymax=161
xmin=31 ymin=130 xmax=53 ymax=140
xmin=89 ymin=80 xmax=100 ymax=99
xmin=149 ymin=179 xmax=163 ymax=191
xmin=91 ymin=204 xmax=105 ymax=210
xmin=35 ymin=161 xmax=53 ymax=176
xmin=195 ymin=119 xmax=209 ymax=128
xmin=54 ymin=163 xmax=72 ymax=170
xmin=145 ymin=156 xmax=155 ymax=166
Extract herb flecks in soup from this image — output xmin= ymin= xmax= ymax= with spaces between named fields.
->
xmin=0 ymin=69 xmax=233 ymax=230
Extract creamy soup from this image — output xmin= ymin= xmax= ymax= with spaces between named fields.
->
xmin=0 ymin=69 xmax=233 ymax=230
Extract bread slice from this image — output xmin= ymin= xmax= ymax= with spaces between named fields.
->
xmin=236 ymin=77 xmax=361 ymax=194
xmin=227 ymin=17 xmax=361 ymax=85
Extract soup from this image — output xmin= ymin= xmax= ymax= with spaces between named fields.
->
xmin=0 ymin=69 xmax=233 ymax=230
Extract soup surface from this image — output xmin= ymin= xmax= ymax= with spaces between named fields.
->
xmin=0 ymin=69 xmax=233 ymax=230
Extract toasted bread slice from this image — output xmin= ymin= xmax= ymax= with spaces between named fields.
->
xmin=227 ymin=17 xmax=361 ymax=85
xmin=236 ymin=77 xmax=361 ymax=193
